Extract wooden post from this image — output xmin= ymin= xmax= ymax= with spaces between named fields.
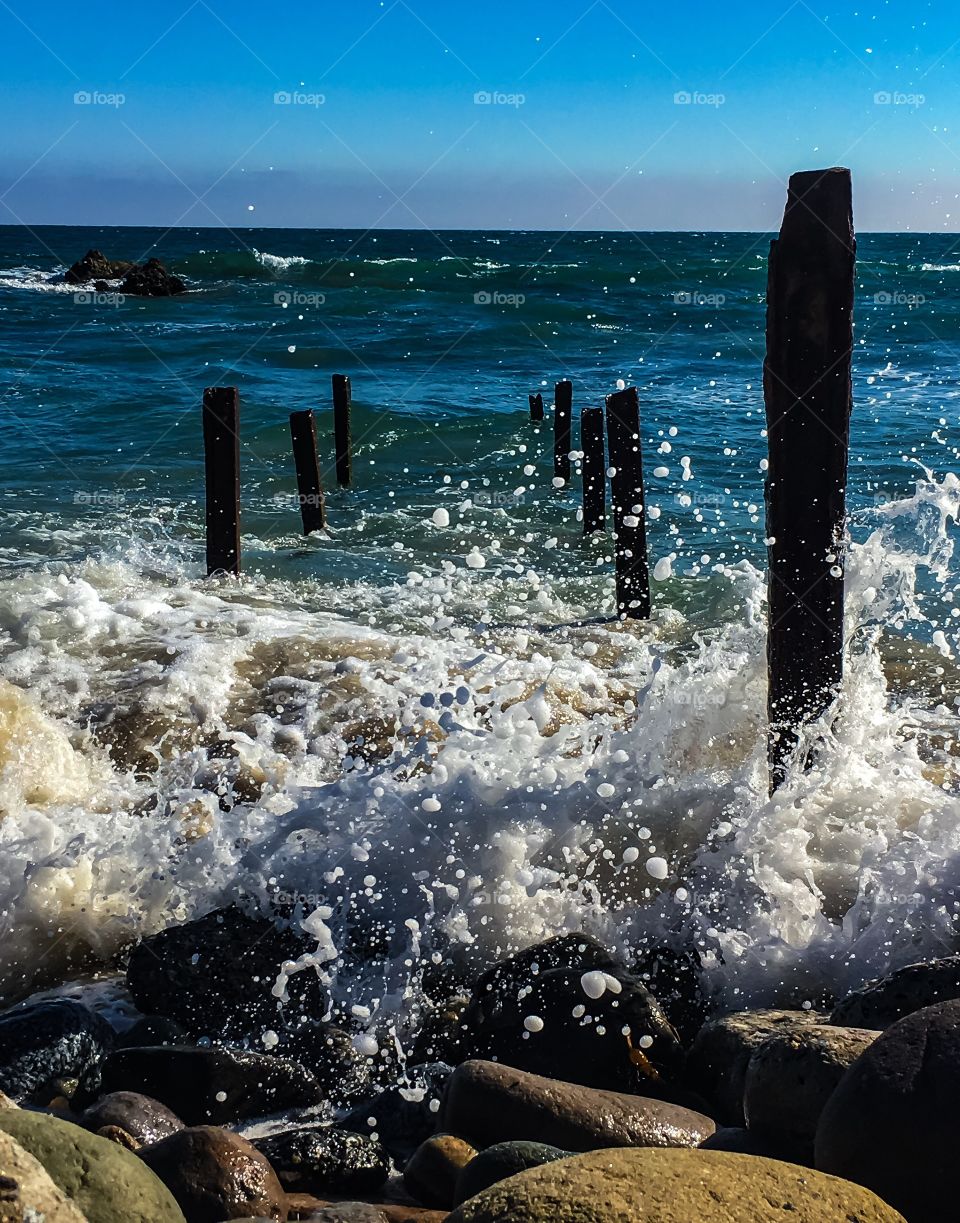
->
xmin=765 ymin=167 xmax=855 ymax=792
xmin=529 ymin=392 xmax=544 ymax=422
xmin=332 ymin=374 xmax=352 ymax=488
xmin=554 ymin=379 xmax=572 ymax=483
xmin=581 ymin=406 xmax=605 ymax=535
xmin=289 ymin=409 xmax=326 ymax=534
xmin=202 ymin=386 xmax=240 ymax=577
xmin=605 ymin=386 xmax=650 ymax=619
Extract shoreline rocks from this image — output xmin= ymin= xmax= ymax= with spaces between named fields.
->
xmin=440 ymin=1059 xmax=715 ymax=1152
xmin=831 ymin=955 xmax=960 ymax=1028
xmin=0 ymin=999 xmax=115 ymax=1105
xmin=64 ymin=249 xmax=185 ymax=295
xmin=251 ymin=1125 xmax=390 ymax=1197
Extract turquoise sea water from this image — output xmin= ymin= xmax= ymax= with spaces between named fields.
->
xmin=0 ymin=226 xmax=959 ymax=1018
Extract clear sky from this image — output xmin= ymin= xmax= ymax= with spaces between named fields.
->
xmin=1 ymin=0 xmax=958 ymax=231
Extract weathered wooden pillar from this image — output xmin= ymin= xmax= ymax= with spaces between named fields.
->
xmin=529 ymin=392 xmax=544 ymax=422
xmin=764 ymin=167 xmax=855 ymax=791
xmin=581 ymin=406 xmax=605 ymax=534
xmin=202 ymin=386 xmax=240 ymax=576
xmin=289 ymin=409 xmax=326 ymax=534
xmin=554 ymin=379 xmax=572 ymax=482
xmin=605 ymin=386 xmax=650 ymax=619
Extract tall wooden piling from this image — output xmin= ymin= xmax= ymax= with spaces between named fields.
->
xmin=605 ymin=386 xmax=650 ymax=619
xmin=332 ymin=373 xmax=352 ymax=488
xmin=764 ymin=167 xmax=855 ymax=792
xmin=202 ymin=386 xmax=241 ymax=577
xmin=581 ymin=406 xmax=606 ymax=535
xmin=529 ymin=392 xmax=544 ymax=422
xmin=554 ymin=379 xmax=572 ymax=483
xmin=289 ymin=409 xmax=326 ymax=534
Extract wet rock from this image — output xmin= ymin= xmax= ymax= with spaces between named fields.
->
xmin=81 ymin=1091 xmax=183 ymax=1146
xmin=632 ymin=945 xmax=710 ymax=1046
xmin=270 ymin=1022 xmax=373 ymax=1108
xmin=700 ymin=1126 xmax=810 ymax=1164
xmin=462 ymin=935 xmax=682 ymax=1094
xmin=445 ymin=1147 xmax=905 ymax=1222
xmin=116 ymin=1016 xmax=187 ymax=1050
xmin=0 ymin=1108 xmax=185 ymax=1222
xmin=95 ymin=1124 xmax=140 ymax=1151
xmin=0 ymin=1129 xmax=88 ymax=1222
xmin=251 ymin=1125 xmax=389 ymax=1196
xmin=0 ymin=999 xmax=115 ymax=1105
xmin=403 ymin=1133 xmax=476 ymax=1209
xmin=440 ymin=1059 xmax=715 ymax=1152
xmin=743 ymin=1023 xmax=876 ymax=1145
xmin=409 ymin=994 xmax=470 ymax=1066
xmin=341 ymin=1063 xmax=451 ymax=1162
xmin=684 ymin=1008 xmax=825 ymax=1125
xmin=140 ymin=1126 xmax=286 ymax=1222
xmin=454 ymin=1140 xmax=570 ymax=1205
xmin=64 ymin=249 xmax=134 ymax=285
xmin=831 ymin=955 xmax=960 ymax=1029
xmin=98 ymin=1045 xmax=322 ymax=1125
xmin=815 ymin=997 xmax=960 ymax=1223
xmin=118 ymin=258 xmax=186 ymax=297
xmin=125 ymin=907 xmax=323 ymax=1039
xmin=300 ymin=1207 xmax=386 ymax=1222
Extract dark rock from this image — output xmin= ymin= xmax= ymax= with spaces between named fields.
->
xmin=440 ymin=1059 xmax=715 ymax=1152
xmin=0 ymin=1108 xmax=185 ymax=1222
xmin=125 ymin=907 xmax=323 ymax=1040
xmin=251 ymin=1125 xmax=389 ymax=1196
xmin=831 ymin=955 xmax=960 ymax=1029
xmin=462 ymin=936 xmax=682 ymax=1094
xmin=118 ymin=258 xmax=186 ymax=297
xmin=743 ymin=1024 xmax=876 ymax=1145
xmin=64 ymin=249 xmax=134 ymax=284
xmin=684 ymin=1008 xmax=825 ymax=1125
xmin=116 ymin=1016 xmax=188 ymax=1049
xmin=445 ymin=1147 xmax=906 ymax=1223
xmin=81 ymin=1091 xmax=183 ymax=1146
xmin=341 ymin=1062 xmax=451 ymax=1162
xmin=454 ymin=1140 xmax=570 ymax=1206
xmin=0 ymin=999 xmax=115 ymax=1105
xmin=815 ymin=997 xmax=960 ymax=1223
xmin=269 ymin=1022 xmax=373 ymax=1108
xmin=98 ymin=1045 xmax=322 ymax=1125
xmin=96 ymin=1123 xmax=141 ymax=1151
xmin=403 ymin=1133 xmax=476 ymax=1209
xmin=633 ymin=945 xmax=710 ymax=1046
xmin=300 ymin=1207 xmax=386 ymax=1222
xmin=409 ymin=994 xmax=470 ymax=1066
xmin=140 ymin=1125 xmax=287 ymax=1222
xmin=700 ymin=1126 xmax=811 ymax=1165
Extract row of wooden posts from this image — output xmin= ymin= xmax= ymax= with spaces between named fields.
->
xmin=200 ymin=165 xmax=854 ymax=795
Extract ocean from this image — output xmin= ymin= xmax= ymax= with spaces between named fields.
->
xmin=1 ymin=225 xmax=959 ymax=1026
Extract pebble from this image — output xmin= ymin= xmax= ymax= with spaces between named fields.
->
xmin=454 ymin=1140 xmax=571 ymax=1205
xmin=81 ymin=1091 xmax=184 ymax=1146
xmin=0 ymin=999 xmax=115 ymax=1105
xmin=403 ymin=1132 xmax=477 ymax=1208
xmin=251 ymin=1125 xmax=390 ymax=1196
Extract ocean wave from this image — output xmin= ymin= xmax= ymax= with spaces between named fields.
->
xmin=0 ymin=266 xmax=74 ymax=293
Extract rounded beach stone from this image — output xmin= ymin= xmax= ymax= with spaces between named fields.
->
xmin=454 ymin=1140 xmax=571 ymax=1205
xmin=440 ymin=1059 xmax=714 ymax=1151
xmin=684 ymin=1008 xmax=824 ymax=1124
xmin=0 ymin=1108 xmax=185 ymax=1223
xmin=446 ymin=1147 xmax=906 ymax=1222
xmin=0 ymin=999 xmax=115 ymax=1104
xmin=82 ymin=1091 xmax=183 ymax=1146
xmin=139 ymin=1126 xmax=287 ymax=1223
xmin=251 ymin=1125 xmax=389 ymax=1196
xmin=743 ymin=1023 xmax=877 ymax=1143
xmin=98 ymin=1044 xmax=322 ymax=1124
xmin=831 ymin=955 xmax=960 ymax=1029
xmin=0 ymin=1129 xmax=88 ymax=1222
xmin=403 ymin=1133 xmax=477 ymax=1208
xmin=815 ymin=997 xmax=960 ymax=1222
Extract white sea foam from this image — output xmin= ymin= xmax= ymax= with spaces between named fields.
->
xmin=0 ymin=473 xmax=958 ymax=1030
xmin=253 ymin=249 xmax=311 ymax=272
xmin=0 ymin=266 xmax=74 ymax=293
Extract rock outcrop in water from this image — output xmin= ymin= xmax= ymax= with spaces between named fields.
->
xmin=64 ymin=249 xmax=186 ymax=295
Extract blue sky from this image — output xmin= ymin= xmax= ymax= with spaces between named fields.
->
xmin=1 ymin=0 xmax=958 ymax=230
